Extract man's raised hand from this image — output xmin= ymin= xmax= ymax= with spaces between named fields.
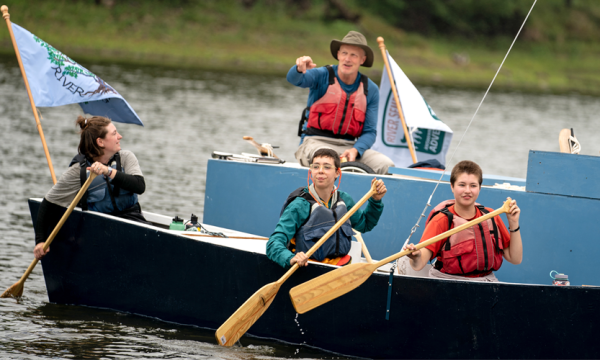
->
xmin=296 ymin=56 xmax=317 ymax=74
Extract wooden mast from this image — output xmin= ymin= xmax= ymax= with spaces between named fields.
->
xmin=2 ymin=5 xmax=57 ymax=183
xmin=377 ymin=36 xmax=417 ymax=164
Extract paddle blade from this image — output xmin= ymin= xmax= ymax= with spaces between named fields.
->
xmin=215 ymin=281 xmax=281 ymax=346
xmin=1 ymin=281 xmax=24 ymax=299
xmin=290 ymin=262 xmax=376 ymax=314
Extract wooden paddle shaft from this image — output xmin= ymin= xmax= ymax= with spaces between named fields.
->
xmin=2 ymin=6 xmax=57 ymax=184
xmin=215 ymin=181 xmax=379 ymax=346
xmin=278 ymin=181 xmax=379 ymax=284
xmin=19 ymin=173 xmax=98 ymax=284
xmin=289 ymin=199 xmax=513 ymax=313
xmin=377 ymin=37 xmax=417 ymax=164
xmin=377 ymin=198 xmax=512 ymax=267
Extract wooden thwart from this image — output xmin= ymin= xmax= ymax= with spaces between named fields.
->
xmin=289 ymin=199 xmax=512 ymax=314
xmin=215 ymin=181 xmax=380 ymax=346
xmin=1 ymin=172 xmax=97 ymax=299
xmin=353 ymin=230 xmax=373 ymax=263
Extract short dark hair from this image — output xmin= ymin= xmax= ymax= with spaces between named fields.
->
xmin=450 ymin=160 xmax=483 ymax=186
xmin=76 ymin=115 xmax=112 ymax=160
xmin=310 ymin=148 xmax=340 ymax=170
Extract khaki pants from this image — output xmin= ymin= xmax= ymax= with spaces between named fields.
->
xmin=295 ymin=136 xmax=395 ymax=175
xmin=428 ymin=267 xmax=499 ymax=282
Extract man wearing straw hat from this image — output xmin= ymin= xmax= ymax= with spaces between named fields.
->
xmin=288 ymin=31 xmax=394 ymax=175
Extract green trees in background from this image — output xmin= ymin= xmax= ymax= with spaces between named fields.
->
xmin=357 ymin=0 xmax=531 ymax=38
xmin=356 ymin=0 xmax=600 ymax=42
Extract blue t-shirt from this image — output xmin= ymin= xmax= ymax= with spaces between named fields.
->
xmin=287 ymin=65 xmax=380 ymax=156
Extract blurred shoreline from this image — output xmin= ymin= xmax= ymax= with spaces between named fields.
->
xmin=1 ymin=0 xmax=599 ymax=96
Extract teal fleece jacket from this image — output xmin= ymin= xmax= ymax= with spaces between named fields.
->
xmin=266 ymin=188 xmax=384 ymax=268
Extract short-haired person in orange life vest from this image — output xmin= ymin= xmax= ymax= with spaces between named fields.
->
xmin=403 ymin=160 xmax=523 ymax=282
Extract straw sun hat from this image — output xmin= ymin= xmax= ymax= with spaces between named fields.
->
xmin=330 ymin=31 xmax=374 ymax=68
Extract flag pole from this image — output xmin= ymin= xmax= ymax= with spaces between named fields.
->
xmin=377 ymin=37 xmax=417 ymax=164
xmin=1 ymin=5 xmax=57 ymax=184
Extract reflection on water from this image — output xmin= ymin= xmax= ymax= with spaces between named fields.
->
xmin=1 ymin=53 xmax=599 ymax=358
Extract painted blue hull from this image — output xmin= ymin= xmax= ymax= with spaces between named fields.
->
xmin=204 ymin=150 xmax=600 ymax=286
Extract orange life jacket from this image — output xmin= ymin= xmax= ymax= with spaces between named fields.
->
xmin=302 ymin=65 xmax=368 ymax=140
xmin=427 ymin=200 xmax=504 ymax=276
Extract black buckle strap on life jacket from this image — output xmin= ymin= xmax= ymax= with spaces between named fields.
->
xmin=104 ymin=152 xmax=123 ymax=214
xmin=360 ymin=73 xmax=369 ymax=96
xmin=70 ymin=154 xmax=90 ymax=211
xmin=332 ymin=209 xmax=340 ymax=257
xmin=426 ymin=204 xmax=454 ymax=258
xmin=280 ymin=187 xmax=316 ymax=216
xmin=477 ymin=205 xmax=500 ymax=252
xmin=325 ymin=65 xmax=335 ymax=85
xmin=298 ymin=106 xmax=310 ymax=137
xmin=111 ymin=152 xmax=122 ymax=198
xmin=440 ymin=208 xmax=454 ymax=251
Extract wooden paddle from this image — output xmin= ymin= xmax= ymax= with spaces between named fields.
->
xmin=242 ymin=136 xmax=279 ymax=159
xmin=290 ymin=198 xmax=513 ymax=314
xmin=215 ymin=181 xmax=380 ymax=346
xmin=1 ymin=172 xmax=97 ymax=299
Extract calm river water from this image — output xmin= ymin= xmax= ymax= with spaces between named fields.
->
xmin=1 ymin=53 xmax=599 ymax=359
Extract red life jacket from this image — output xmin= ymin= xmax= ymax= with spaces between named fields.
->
xmin=301 ymin=65 xmax=368 ymax=140
xmin=426 ymin=200 xmax=504 ymax=276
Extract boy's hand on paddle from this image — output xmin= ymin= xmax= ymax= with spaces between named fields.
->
xmin=403 ymin=243 xmax=421 ymax=259
xmin=372 ymin=178 xmax=387 ymax=201
xmin=296 ymin=56 xmax=316 ymax=74
xmin=506 ymin=198 xmax=520 ymax=230
xmin=33 ymin=243 xmax=49 ymax=260
xmin=291 ymin=252 xmax=309 ymax=267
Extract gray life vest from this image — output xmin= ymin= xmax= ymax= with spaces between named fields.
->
xmin=69 ymin=153 xmax=138 ymax=214
xmin=280 ymin=187 xmax=353 ymax=261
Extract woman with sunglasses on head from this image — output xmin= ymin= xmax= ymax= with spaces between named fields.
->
xmin=33 ymin=115 xmax=149 ymax=260
xmin=266 ymin=147 xmax=387 ymax=268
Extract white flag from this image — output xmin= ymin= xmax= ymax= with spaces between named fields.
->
xmin=372 ymin=51 xmax=452 ymax=168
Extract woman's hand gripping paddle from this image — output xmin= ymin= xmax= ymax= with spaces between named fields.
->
xmin=215 ymin=181 xmax=380 ymax=346
xmin=289 ymin=198 xmax=513 ymax=314
xmin=1 ymin=173 xmax=98 ymax=299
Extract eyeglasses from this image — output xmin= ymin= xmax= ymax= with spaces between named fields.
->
xmin=310 ymin=164 xmax=334 ymax=171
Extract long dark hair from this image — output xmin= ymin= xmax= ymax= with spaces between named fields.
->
xmin=76 ymin=115 xmax=112 ymax=159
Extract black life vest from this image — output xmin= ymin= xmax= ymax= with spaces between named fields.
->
xmin=69 ymin=153 xmax=122 ymax=212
